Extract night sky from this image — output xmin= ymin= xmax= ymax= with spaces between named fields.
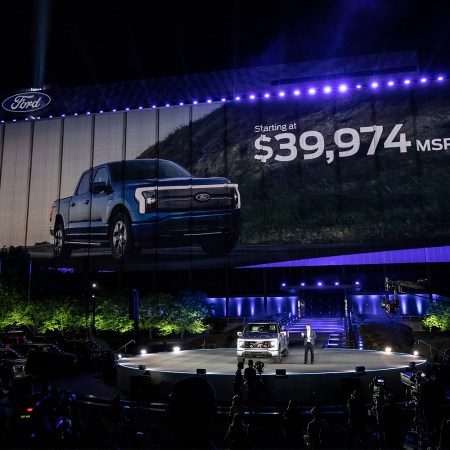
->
xmin=1 ymin=0 xmax=450 ymax=93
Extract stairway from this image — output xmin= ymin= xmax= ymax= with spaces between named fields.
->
xmin=284 ymin=316 xmax=353 ymax=349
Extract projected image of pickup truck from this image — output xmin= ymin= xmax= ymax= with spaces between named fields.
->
xmin=50 ymin=159 xmax=241 ymax=262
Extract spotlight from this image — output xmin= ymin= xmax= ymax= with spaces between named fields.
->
xmin=413 ymin=350 xmax=419 ymax=356
xmin=118 ymin=353 xmax=122 ymax=359
xmin=385 ymin=347 xmax=392 ymax=353
xmin=196 ymin=368 xmax=207 ymax=375
xmin=355 ymin=366 xmax=366 ymax=375
xmin=173 ymin=346 xmax=181 ymax=352
xmin=140 ymin=349 xmax=147 ymax=355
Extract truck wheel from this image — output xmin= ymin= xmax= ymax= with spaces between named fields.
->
xmin=200 ymin=233 xmax=238 ymax=256
xmin=110 ymin=212 xmax=136 ymax=262
xmin=54 ymin=222 xmax=72 ymax=259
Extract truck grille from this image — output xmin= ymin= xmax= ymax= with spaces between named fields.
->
xmin=242 ymin=340 xmax=272 ymax=349
xmin=158 ymin=186 xmax=237 ymax=211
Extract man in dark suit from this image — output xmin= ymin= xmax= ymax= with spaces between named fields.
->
xmin=301 ymin=323 xmax=317 ymax=364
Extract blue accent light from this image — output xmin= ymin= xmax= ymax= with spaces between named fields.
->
xmin=293 ymin=89 xmax=300 ymax=96
xmin=356 ymin=84 xmax=362 ymax=89
xmin=404 ymin=79 xmax=411 ymax=85
xmin=420 ymin=77 xmax=427 ymax=83
xmin=221 ymin=98 xmax=226 ymax=102
xmin=388 ymin=80 xmax=394 ymax=86
xmin=235 ymin=96 xmax=241 ymax=101
xmin=338 ymin=84 xmax=348 ymax=92
xmin=207 ymin=99 xmax=212 ymax=103
xmin=371 ymin=82 xmax=379 ymax=89
xmin=308 ymin=87 xmax=316 ymax=95
xmin=179 ymin=102 xmax=184 ymax=106
xmin=317 ymin=282 xmax=323 ymax=286
xmin=193 ymin=100 xmax=198 ymax=104
xmin=324 ymin=86 xmax=332 ymax=94
xmin=279 ymin=91 xmax=285 ymax=97
xmin=249 ymin=94 xmax=256 ymax=100
xmin=335 ymin=281 xmax=340 ymax=286
xmin=438 ymin=75 xmax=444 ymax=81
xmin=264 ymin=92 xmax=270 ymax=98
xmin=300 ymin=282 xmax=305 ymax=286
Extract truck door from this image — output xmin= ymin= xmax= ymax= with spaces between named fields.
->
xmin=66 ymin=170 xmax=92 ymax=239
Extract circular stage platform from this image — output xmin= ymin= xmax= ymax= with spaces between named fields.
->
xmin=117 ymin=347 xmax=426 ymax=404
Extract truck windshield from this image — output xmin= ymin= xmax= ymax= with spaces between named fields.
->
xmin=109 ymin=159 xmax=191 ymax=181
xmin=245 ymin=324 xmax=278 ymax=333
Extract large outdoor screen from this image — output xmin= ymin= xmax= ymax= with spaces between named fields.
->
xmin=0 ymin=81 xmax=449 ymax=272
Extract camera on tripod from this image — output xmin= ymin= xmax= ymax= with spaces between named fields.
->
xmin=400 ymin=370 xmax=428 ymax=405
xmin=254 ymin=360 xmax=264 ymax=375
xmin=370 ymin=376 xmax=386 ymax=401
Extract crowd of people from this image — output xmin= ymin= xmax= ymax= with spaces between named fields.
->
xmin=0 ymin=360 xmax=448 ymax=449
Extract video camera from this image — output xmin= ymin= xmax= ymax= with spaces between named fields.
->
xmin=254 ymin=360 xmax=264 ymax=375
xmin=400 ymin=370 xmax=429 ymax=404
xmin=369 ymin=376 xmax=386 ymax=401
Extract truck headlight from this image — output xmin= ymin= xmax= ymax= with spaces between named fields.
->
xmin=237 ymin=339 xmax=244 ymax=349
xmin=270 ymin=339 xmax=278 ymax=348
xmin=135 ymin=187 xmax=157 ymax=213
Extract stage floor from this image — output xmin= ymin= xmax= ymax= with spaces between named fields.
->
xmin=116 ymin=347 xmax=426 ymax=403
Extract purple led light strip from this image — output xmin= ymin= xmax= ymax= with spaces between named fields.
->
xmin=239 ymin=246 xmax=450 ymax=268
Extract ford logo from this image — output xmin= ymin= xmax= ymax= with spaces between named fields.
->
xmin=195 ymin=193 xmax=211 ymax=202
xmin=2 ymin=92 xmax=51 ymax=113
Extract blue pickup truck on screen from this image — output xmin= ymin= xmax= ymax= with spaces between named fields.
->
xmin=50 ymin=159 xmax=241 ymax=261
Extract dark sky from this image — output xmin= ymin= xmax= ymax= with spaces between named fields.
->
xmin=2 ymin=0 xmax=450 ymax=92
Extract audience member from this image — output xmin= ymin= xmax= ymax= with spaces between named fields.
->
xmin=244 ymin=359 xmax=259 ymax=410
xmin=304 ymin=406 xmax=330 ymax=449
xmin=159 ymin=375 xmax=219 ymax=449
xmin=228 ymin=394 xmax=245 ymax=425
xmin=346 ymin=389 xmax=368 ymax=449
xmin=379 ymin=394 xmax=403 ymax=449
xmin=224 ymin=412 xmax=250 ymax=449
xmin=282 ymin=398 xmax=301 ymax=448
xmin=233 ymin=361 xmax=245 ymax=397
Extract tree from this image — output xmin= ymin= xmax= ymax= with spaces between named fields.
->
xmin=422 ymin=302 xmax=450 ymax=331
xmin=161 ymin=291 xmax=212 ymax=338
xmin=39 ymin=297 xmax=85 ymax=335
xmin=95 ymin=292 xmax=134 ymax=333
xmin=139 ymin=292 xmax=173 ymax=340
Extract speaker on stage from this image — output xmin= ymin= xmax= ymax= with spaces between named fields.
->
xmin=276 ymin=369 xmax=287 ymax=377
xmin=196 ymin=368 xmax=207 ymax=375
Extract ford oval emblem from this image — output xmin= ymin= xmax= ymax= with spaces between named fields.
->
xmin=195 ymin=193 xmax=211 ymax=202
xmin=2 ymin=92 xmax=51 ymax=113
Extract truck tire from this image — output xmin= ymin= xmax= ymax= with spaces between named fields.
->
xmin=54 ymin=222 xmax=72 ymax=259
xmin=110 ymin=212 xmax=136 ymax=262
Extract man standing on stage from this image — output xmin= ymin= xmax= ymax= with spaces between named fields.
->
xmin=301 ymin=323 xmax=316 ymax=364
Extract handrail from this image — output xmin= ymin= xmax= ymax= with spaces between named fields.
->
xmin=115 ymin=339 xmax=135 ymax=354
xmin=416 ymin=339 xmax=445 ymax=361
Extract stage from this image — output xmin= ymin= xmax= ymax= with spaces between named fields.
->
xmin=116 ymin=347 xmax=426 ymax=404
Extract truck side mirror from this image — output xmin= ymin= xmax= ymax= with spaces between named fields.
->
xmin=237 ymin=331 xmax=242 ymax=337
xmin=91 ymin=181 xmax=110 ymax=194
